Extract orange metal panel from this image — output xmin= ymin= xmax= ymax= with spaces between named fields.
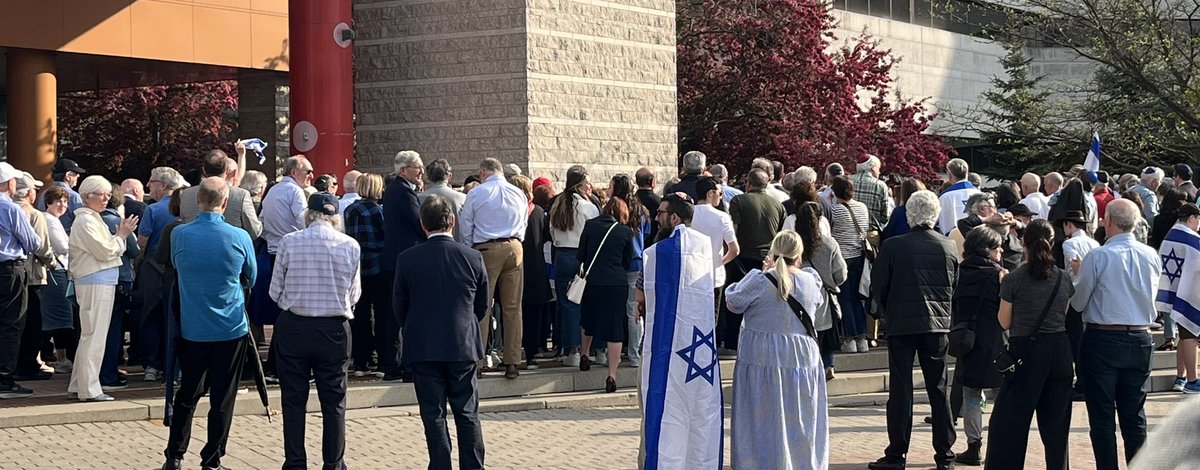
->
xmin=0 ymin=1 xmax=67 ymax=50
xmin=194 ymin=6 xmax=252 ymax=66
xmin=251 ymin=0 xmax=288 ymax=14
xmin=130 ymin=0 xmax=195 ymax=62
xmin=251 ymin=12 xmax=289 ymax=70
xmin=194 ymin=0 xmax=253 ymax=9
xmin=61 ymin=0 xmax=134 ymax=57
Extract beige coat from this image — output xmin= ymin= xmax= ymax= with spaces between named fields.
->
xmin=68 ymin=207 xmax=125 ymax=280
xmin=19 ymin=201 xmax=53 ymax=285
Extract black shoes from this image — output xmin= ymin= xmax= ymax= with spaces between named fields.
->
xmin=580 ymin=355 xmax=592 ymax=372
xmin=605 ymin=376 xmax=617 ymax=393
xmin=101 ymin=378 xmax=129 ymax=391
xmin=0 ymin=383 xmax=34 ymax=399
xmin=867 ymin=456 xmax=906 ymax=470
xmin=504 ymin=365 xmax=519 ymax=380
xmin=160 ymin=459 xmax=182 ymax=470
xmin=13 ymin=370 xmax=53 ymax=381
xmin=955 ymin=440 xmax=982 ymax=466
xmin=202 ymin=465 xmax=231 ymax=470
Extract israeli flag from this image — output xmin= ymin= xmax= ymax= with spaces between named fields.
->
xmin=640 ymin=225 xmax=722 ymax=470
xmin=1083 ymin=131 xmax=1101 ymax=184
xmin=1156 ymin=224 xmax=1200 ymax=336
xmin=239 ymin=138 xmax=269 ymax=165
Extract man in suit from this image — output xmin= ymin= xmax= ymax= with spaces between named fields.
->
xmin=179 ymin=147 xmax=263 ymax=239
xmin=381 ymin=150 xmax=426 ymax=382
xmin=120 ymin=179 xmax=148 ymax=220
xmin=395 ymin=194 xmax=488 ymax=470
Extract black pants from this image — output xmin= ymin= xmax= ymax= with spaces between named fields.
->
xmin=276 ymin=311 xmax=350 ymax=470
xmin=16 ymin=285 xmax=43 ymax=375
xmin=884 ymin=333 xmax=955 ymax=464
xmin=1080 ymin=329 xmax=1153 ymax=470
xmin=719 ymin=257 xmax=758 ymax=350
xmin=0 ymin=261 xmax=29 ymax=386
xmin=164 ymin=335 xmax=249 ymax=467
xmin=950 ymin=365 xmax=964 ymax=421
xmin=351 ymin=272 xmax=389 ymax=371
xmin=376 ymin=270 xmax=402 ymax=376
xmin=412 ymin=361 xmax=485 ymax=470
xmin=985 ymin=332 xmax=1073 ymax=470
xmin=522 ymin=301 xmax=548 ymax=361
xmin=1066 ymin=306 xmax=1084 ymax=389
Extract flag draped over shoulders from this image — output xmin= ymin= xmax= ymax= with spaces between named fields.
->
xmin=640 ymin=225 xmax=721 ymax=470
xmin=1157 ymin=223 xmax=1200 ymax=336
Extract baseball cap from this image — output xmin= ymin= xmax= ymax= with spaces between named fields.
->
xmin=0 ymin=162 xmax=21 ymax=183
xmin=15 ymin=171 xmax=43 ymax=192
xmin=504 ymin=163 xmax=523 ymax=178
xmin=532 ymin=177 xmax=551 ymax=189
xmin=307 ymin=193 xmax=339 ymax=216
xmin=52 ymin=158 xmax=86 ymax=174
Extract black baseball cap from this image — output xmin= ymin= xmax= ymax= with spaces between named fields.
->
xmin=53 ymin=158 xmax=86 ymax=174
xmin=307 ymin=193 xmax=339 ymax=216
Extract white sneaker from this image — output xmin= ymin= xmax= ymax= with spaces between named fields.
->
xmin=81 ymin=394 xmax=115 ymax=402
xmin=55 ymin=359 xmax=73 ymax=374
xmin=841 ymin=340 xmax=858 ymax=354
xmin=353 ymin=370 xmax=367 ymax=378
xmin=595 ymin=351 xmax=608 ymax=366
xmin=564 ymin=352 xmax=581 ymax=367
xmin=857 ymin=338 xmax=870 ymax=353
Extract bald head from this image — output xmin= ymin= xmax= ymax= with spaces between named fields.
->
xmin=121 ymin=179 xmax=144 ymax=201
xmin=635 ymin=167 xmax=656 ymax=189
xmin=342 ymin=170 xmax=362 ymax=193
xmin=197 ymin=176 xmax=230 ymax=213
xmin=1044 ymin=172 xmax=1063 ymax=195
xmin=1019 ymin=173 xmax=1040 ymax=197
xmin=1105 ymin=199 xmax=1140 ymax=235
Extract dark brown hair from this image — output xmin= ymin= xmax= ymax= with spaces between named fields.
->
xmin=1023 ymin=219 xmax=1056 ymax=280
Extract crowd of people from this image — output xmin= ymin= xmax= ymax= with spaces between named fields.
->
xmin=0 ymin=144 xmax=1192 ymax=469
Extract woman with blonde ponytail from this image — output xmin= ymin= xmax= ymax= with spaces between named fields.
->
xmin=725 ymin=230 xmax=828 ymax=469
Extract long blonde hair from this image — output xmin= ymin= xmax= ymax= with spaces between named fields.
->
xmin=767 ymin=230 xmax=805 ymax=301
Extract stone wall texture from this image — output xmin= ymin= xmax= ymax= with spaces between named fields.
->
xmin=353 ymin=0 xmax=677 ymax=185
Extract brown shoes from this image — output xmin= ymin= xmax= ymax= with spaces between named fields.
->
xmin=504 ymin=364 xmax=519 ymax=380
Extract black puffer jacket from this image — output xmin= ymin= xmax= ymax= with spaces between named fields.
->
xmin=952 ymin=254 xmax=1005 ymax=389
xmin=871 ymin=226 xmax=959 ymax=336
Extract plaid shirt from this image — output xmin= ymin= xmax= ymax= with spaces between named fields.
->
xmin=851 ymin=172 xmax=889 ymax=231
xmin=344 ymin=198 xmax=386 ymax=276
xmin=270 ymin=221 xmax=362 ymax=318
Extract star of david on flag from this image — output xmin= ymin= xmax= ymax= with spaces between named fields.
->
xmin=1163 ymin=248 xmax=1185 ymax=284
xmin=675 ymin=326 xmax=717 ymax=385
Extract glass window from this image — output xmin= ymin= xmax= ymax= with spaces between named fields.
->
xmin=869 ymin=0 xmax=890 ymax=18
xmin=846 ymin=0 xmax=869 ymax=14
xmin=892 ymin=0 xmax=911 ymax=23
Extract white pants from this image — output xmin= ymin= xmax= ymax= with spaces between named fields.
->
xmin=68 ymin=283 xmax=115 ymax=399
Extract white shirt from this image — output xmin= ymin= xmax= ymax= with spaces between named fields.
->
xmin=269 ymin=221 xmax=362 ymax=318
xmin=691 ymin=204 xmax=737 ymax=287
xmin=937 ymin=182 xmax=981 ymax=235
xmin=782 ymin=214 xmax=832 ymax=238
xmin=1062 ymin=228 xmax=1100 ymax=284
xmin=261 ymin=176 xmax=307 ymax=254
xmin=1019 ymin=192 xmax=1050 ymax=220
xmin=459 ymin=174 xmax=529 ymax=244
xmin=339 ymin=192 xmax=360 ymax=215
xmin=550 ymin=193 xmax=599 ymax=249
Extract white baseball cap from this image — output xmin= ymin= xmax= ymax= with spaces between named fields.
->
xmin=0 ymin=162 xmax=22 ymax=183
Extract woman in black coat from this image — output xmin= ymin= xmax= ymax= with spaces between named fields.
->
xmin=512 ymin=176 xmax=553 ymax=370
xmin=576 ymin=197 xmax=635 ymax=392
xmin=950 ymin=226 xmax=1006 ymax=465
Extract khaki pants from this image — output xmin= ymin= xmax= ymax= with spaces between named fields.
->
xmin=478 ymin=240 xmax=524 ymax=365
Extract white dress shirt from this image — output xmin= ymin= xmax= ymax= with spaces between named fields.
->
xmin=1019 ymin=192 xmax=1050 ymax=220
xmin=459 ymin=175 xmax=528 ymax=244
xmin=261 ymin=176 xmax=307 ymax=254
xmin=691 ymin=204 xmax=737 ymax=287
xmin=339 ymin=192 xmax=360 ymax=215
xmin=1061 ymin=228 xmax=1100 ymax=284
xmin=269 ymin=221 xmax=362 ymax=318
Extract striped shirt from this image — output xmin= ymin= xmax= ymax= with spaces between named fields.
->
xmin=269 ymin=221 xmax=362 ymax=318
xmin=828 ymin=200 xmax=869 ymax=260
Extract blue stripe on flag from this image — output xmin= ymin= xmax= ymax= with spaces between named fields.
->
xmin=1165 ymin=230 xmax=1200 ymax=251
xmin=717 ymin=360 xmax=725 ymax=469
xmin=1163 ymin=290 xmax=1200 ymax=330
xmin=644 ymin=231 xmax=682 ymax=469
xmin=1157 ymin=289 xmax=1175 ymax=305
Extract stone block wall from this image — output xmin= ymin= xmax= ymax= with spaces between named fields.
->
xmin=352 ymin=0 xmax=678 ymax=186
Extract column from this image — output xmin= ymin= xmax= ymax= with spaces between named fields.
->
xmin=6 ymin=49 xmax=57 ymax=183
xmin=288 ymin=0 xmax=354 ymax=179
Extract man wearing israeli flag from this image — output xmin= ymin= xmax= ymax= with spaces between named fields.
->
xmin=638 ymin=193 xmax=722 ymax=469
xmin=1155 ymin=203 xmax=1200 ymax=393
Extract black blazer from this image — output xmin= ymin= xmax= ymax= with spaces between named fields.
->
xmin=383 ymin=178 xmax=424 ymax=272
xmin=124 ymin=197 xmax=147 ymax=221
xmin=394 ymin=235 xmax=489 ymax=363
xmin=522 ymin=206 xmax=552 ymax=304
xmin=576 ymin=215 xmax=634 ymax=287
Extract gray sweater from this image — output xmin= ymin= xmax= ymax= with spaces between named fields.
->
xmin=802 ymin=234 xmax=847 ymax=331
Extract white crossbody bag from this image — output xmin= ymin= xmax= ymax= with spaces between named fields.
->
xmin=565 ymin=222 xmax=618 ymax=304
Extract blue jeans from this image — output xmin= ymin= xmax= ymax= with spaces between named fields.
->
xmin=553 ymin=249 xmax=582 ymax=349
xmin=840 ymin=256 xmax=867 ymax=338
xmin=1080 ymin=329 xmax=1153 ymax=470
xmin=100 ymin=282 xmax=133 ymax=384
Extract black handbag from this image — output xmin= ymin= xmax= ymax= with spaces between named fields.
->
xmin=993 ymin=272 xmax=1062 ymax=377
xmin=765 ymin=272 xmax=818 ymax=338
xmin=947 ymin=322 xmax=976 ymax=359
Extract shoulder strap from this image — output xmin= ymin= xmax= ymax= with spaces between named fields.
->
xmin=1031 ymin=269 xmax=1064 ymax=335
xmin=580 ymin=222 xmax=619 ymax=279
xmin=842 ymin=202 xmax=865 ymax=238
xmin=764 ymin=272 xmax=818 ymax=338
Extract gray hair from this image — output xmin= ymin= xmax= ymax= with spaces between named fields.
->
xmin=793 ymin=166 xmax=818 ymax=185
xmin=857 ymin=154 xmax=881 ymax=173
xmin=747 ymin=168 xmax=771 ymax=189
xmin=682 ymin=151 xmax=706 ymax=175
xmin=79 ymin=176 xmax=113 ymax=199
xmin=781 ymin=171 xmax=798 ymax=192
xmin=906 ymin=190 xmax=941 ymax=228
xmin=1020 ymin=173 xmax=1041 ymax=194
xmin=304 ymin=209 xmax=343 ymax=230
xmin=197 ymin=177 xmax=229 ymax=211
xmin=1106 ymin=199 xmax=1140 ymax=231
xmin=751 ymin=157 xmax=774 ymax=180
xmin=1045 ymin=171 xmax=1064 ymax=189
xmin=965 ymin=192 xmax=996 ymax=216
xmin=480 ymin=158 xmax=503 ymax=173
xmin=342 ymin=170 xmax=362 ymax=192
xmin=240 ymin=170 xmax=268 ymax=196
xmin=282 ymin=155 xmax=311 ymax=176
xmin=708 ymin=164 xmax=729 ymax=182
xmin=946 ymin=158 xmax=969 ymax=180
xmin=150 ymin=166 xmax=187 ymax=191
xmin=394 ymin=150 xmax=422 ymax=175
xmin=426 ymin=159 xmax=452 ymax=184
xmin=1142 ymin=167 xmax=1165 ymax=184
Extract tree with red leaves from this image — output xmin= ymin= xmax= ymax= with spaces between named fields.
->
xmin=58 ymin=81 xmax=238 ymax=182
xmin=677 ymin=0 xmax=952 ymax=181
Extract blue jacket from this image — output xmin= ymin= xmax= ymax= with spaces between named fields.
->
xmin=394 ymin=235 xmax=489 ymax=362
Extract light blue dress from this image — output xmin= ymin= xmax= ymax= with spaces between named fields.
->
xmin=726 ymin=268 xmax=829 ymax=470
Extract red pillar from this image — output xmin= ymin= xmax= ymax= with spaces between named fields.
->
xmin=288 ymin=0 xmax=354 ymax=182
